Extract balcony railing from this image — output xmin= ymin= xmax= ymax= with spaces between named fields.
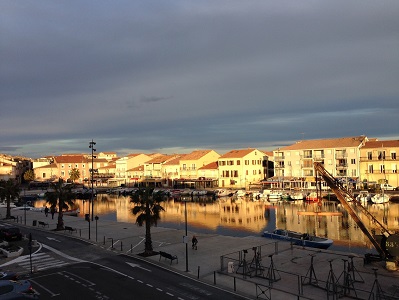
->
xmin=335 ymin=152 xmax=347 ymax=159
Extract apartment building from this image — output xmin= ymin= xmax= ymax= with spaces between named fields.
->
xmin=218 ymin=148 xmax=267 ymax=189
xmin=274 ymin=136 xmax=368 ymax=189
xmin=112 ymin=153 xmax=160 ymax=186
xmin=360 ymin=140 xmax=399 ymax=188
xmin=179 ymin=150 xmax=220 ymax=179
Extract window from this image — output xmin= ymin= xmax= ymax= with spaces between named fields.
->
xmin=233 ymin=170 xmax=238 ymax=177
xmin=82 ymin=164 xmax=85 ymax=168
xmin=380 ymin=165 xmax=385 ymax=173
xmin=351 ymin=159 xmax=356 ymax=164
xmin=61 ymin=164 xmax=64 ymax=169
xmin=253 ymin=170 xmax=256 ymax=175
xmin=42 ymin=172 xmax=46 ymax=178
xmin=228 ymin=160 xmax=234 ymax=166
xmin=75 ymin=164 xmax=78 ymax=168
xmin=245 ymin=160 xmax=249 ymax=165
xmin=391 ymin=152 xmax=397 ymax=160
xmin=68 ymin=164 xmax=71 ymax=168
xmin=393 ymin=164 xmax=397 ymax=173
xmin=191 ymin=164 xmax=196 ymax=170
xmin=246 ymin=170 xmax=248 ymax=175
xmin=367 ymin=152 xmax=372 ymax=160
xmin=378 ymin=151 xmax=385 ymax=160
xmin=182 ymin=164 xmax=186 ymax=170
xmin=237 ymin=160 xmax=240 ymax=165
xmin=61 ymin=171 xmax=65 ymax=177
xmin=368 ymin=165 xmax=373 ymax=173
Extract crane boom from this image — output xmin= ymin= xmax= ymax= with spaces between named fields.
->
xmin=313 ymin=162 xmax=392 ymax=258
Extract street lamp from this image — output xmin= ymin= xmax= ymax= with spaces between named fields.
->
xmin=89 ymin=140 xmax=96 ymax=221
xmin=95 ymin=215 xmax=99 ymax=242
xmin=183 ymin=199 xmax=189 ymax=272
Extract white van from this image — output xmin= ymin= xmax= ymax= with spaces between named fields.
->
xmin=380 ymin=184 xmax=395 ymax=191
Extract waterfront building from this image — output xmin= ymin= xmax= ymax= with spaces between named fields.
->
xmin=143 ymin=154 xmax=182 ymax=186
xmin=217 ymin=148 xmax=267 ymax=189
xmin=111 ymin=153 xmax=160 ymax=187
xmin=360 ymin=140 xmax=399 ymax=188
xmin=273 ymin=136 xmax=368 ymax=190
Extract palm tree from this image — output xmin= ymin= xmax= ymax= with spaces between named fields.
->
xmin=69 ymin=168 xmax=80 ymax=183
xmin=23 ymin=169 xmax=35 ymax=182
xmin=45 ymin=178 xmax=76 ymax=230
xmin=131 ymin=187 xmax=165 ymax=255
xmin=0 ymin=179 xmax=20 ymax=219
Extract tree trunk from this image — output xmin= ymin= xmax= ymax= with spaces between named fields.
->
xmin=57 ymin=201 xmax=64 ymax=230
xmin=6 ymin=196 xmax=11 ymax=219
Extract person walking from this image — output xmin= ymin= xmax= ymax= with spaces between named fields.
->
xmin=192 ymin=235 xmax=198 ymax=250
xmin=44 ymin=206 xmax=49 ymax=217
xmin=51 ymin=207 xmax=55 ymax=219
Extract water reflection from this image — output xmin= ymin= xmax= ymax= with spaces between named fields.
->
xmin=34 ymin=195 xmax=399 ymax=253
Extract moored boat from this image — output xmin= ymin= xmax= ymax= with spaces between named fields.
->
xmin=371 ymin=193 xmax=390 ymax=204
xmin=356 ymin=191 xmax=372 ymax=203
xmin=263 ymin=229 xmax=333 ymax=249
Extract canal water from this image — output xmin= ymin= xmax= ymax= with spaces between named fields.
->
xmin=34 ymin=194 xmax=399 ymax=255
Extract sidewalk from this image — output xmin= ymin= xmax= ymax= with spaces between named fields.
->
xmin=1 ymin=207 xmax=398 ymax=299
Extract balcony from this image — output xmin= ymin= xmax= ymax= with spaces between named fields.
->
xmin=336 ymin=163 xmax=348 ymax=169
xmin=335 ymin=152 xmax=347 ymax=159
xmin=274 ymin=156 xmax=285 ymax=161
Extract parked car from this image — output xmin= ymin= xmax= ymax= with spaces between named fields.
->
xmin=0 ymin=226 xmax=22 ymax=242
xmin=380 ymin=184 xmax=395 ymax=191
xmin=0 ymin=272 xmax=19 ymax=281
xmin=0 ymin=280 xmax=39 ymax=299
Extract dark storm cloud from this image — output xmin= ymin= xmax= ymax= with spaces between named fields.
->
xmin=1 ymin=0 xmax=398 ymax=158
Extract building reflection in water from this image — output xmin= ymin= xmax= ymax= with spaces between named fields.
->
xmin=34 ymin=195 xmax=399 ymax=252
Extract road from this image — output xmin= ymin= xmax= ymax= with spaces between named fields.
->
xmin=4 ymin=227 xmax=247 ymax=300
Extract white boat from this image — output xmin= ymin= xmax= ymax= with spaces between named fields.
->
xmin=356 ymin=191 xmax=371 ymax=203
xmin=290 ymin=191 xmax=305 ymax=200
xmin=268 ymin=190 xmax=282 ymax=202
xmin=216 ymin=189 xmax=235 ymax=197
xmin=371 ymin=193 xmax=390 ymax=204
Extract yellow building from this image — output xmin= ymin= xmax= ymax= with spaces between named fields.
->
xmin=274 ymin=136 xmax=368 ymax=189
xmin=218 ymin=148 xmax=267 ymax=189
xmin=360 ymin=140 xmax=399 ymax=188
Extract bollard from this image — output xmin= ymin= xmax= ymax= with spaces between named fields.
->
xmin=121 ymin=241 xmax=123 ymax=251
xmin=103 ymin=236 xmax=105 ymax=245
xmin=130 ymin=244 xmax=133 ymax=253
xmin=234 ymin=277 xmax=236 ymax=291
xmin=214 ymin=271 xmax=216 ymax=285
xmin=197 ymin=266 xmax=200 ymax=279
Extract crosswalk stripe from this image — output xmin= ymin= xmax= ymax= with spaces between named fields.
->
xmin=17 ymin=253 xmax=71 ymax=271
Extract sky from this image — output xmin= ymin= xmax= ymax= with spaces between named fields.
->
xmin=1 ymin=1 xmax=399 ymax=159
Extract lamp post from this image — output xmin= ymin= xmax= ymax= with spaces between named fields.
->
xmin=95 ymin=215 xmax=99 ymax=242
xmin=184 ymin=199 xmax=189 ymax=272
xmin=89 ymin=140 xmax=96 ymax=221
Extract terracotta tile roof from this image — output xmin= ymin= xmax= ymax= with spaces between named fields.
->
xmin=198 ymin=161 xmax=218 ymax=170
xmin=181 ymin=150 xmax=213 ymax=160
xmin=163 ymin=154 xmax=186 ymax=165
xmin=34 ymin=163 xmax=57 ymax=169
xmin=146 ymin=154 xmax=177 ymax=164
xmin=220 ymin=148 xmax=264 ymax=158
xmin=129 ymin=166 xmax=144 ymax=172
xmin=362 ymin=140 xmax=399 ymax=148
xmin=54 ymin=155 xmax=86 ymax=163
xmin=279 ymin=136 xmax=367 ymax=151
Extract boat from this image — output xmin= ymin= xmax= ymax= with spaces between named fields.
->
xmin=356 ymin=191 xmax=371 ymax=203
xmin=263 ymin=229 xmax=333 ymax=249
xmin=290 ymin=191 xmax=305 ymax=200
xmin=268 ymin=190 xmax=282 ymax=202
xmin=305 ymin=192 xmax=320 ymax=202
xmin=371 ymin=193 xmax=390 ymax=204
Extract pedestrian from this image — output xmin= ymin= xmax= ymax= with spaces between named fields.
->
xmin=192 ymin=235 xmax=198 ymax=250
xmin=44 ymin=206 xmax=49 ymax=217
xmin=51 ymin=207 xmax=55 ymax=219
